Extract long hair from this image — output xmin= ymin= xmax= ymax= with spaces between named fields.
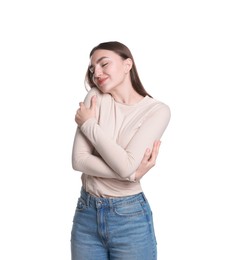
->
xmin=85 ymin=41 xmax=152 ymax=98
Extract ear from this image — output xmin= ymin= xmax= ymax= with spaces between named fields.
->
xmin=124 ymin=58 xmax=133 ymax=73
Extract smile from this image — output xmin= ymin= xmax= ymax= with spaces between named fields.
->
xmin=97 ymin=78 xmax=108 ymax=86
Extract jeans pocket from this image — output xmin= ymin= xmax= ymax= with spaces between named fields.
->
xmin=114 ymin=200 xmax=145 ymax=217
xmin=75 ymin=197 xmax=87 ymax=212
xmin=73 ymin=197 xmax=88 ymax=224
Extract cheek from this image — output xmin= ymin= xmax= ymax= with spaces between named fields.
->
xmin=109 ymin=66 xmax=125 ymax=79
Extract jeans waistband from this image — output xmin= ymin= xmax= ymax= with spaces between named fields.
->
xmin=80 ymin=188 xmax=147 ymax=209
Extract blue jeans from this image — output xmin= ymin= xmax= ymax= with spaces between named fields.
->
xmin=71 ymin=188 xmax=157 ymax=260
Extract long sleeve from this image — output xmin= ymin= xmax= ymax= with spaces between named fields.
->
xmin=80 ymin=101 xmax=171 ymax=179
xmin=72 ymin=126 xmax=132 ymax=180
xmin=71 ymin=88 xmax=171 ymax=197
xmin=72 ymin=88 xmax=132 ymax=180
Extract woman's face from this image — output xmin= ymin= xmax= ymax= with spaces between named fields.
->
xmin=89 ymin=49 xmax=131 ymax=94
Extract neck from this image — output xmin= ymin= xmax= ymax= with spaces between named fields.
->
xmin=110 ymin=84 xmax=144 ymax=105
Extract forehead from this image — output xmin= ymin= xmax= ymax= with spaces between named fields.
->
xmin=90 ymin=49 xmax=121 ymax=65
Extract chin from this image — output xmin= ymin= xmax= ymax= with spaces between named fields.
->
xmin=98 ymin=85 xmax=111 ymax=94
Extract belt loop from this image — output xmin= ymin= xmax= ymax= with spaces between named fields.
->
xmin=109 ymin=198 xmax=113 ymax=212
xmin=86 ymin=192 xmax=90 ymax=207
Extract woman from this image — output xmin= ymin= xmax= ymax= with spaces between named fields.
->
xmin=71 ymin=41 xmax=171 ymax=260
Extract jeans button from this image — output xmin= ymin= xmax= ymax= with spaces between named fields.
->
xmin=97 ymin=200 xmax=102 ymax=208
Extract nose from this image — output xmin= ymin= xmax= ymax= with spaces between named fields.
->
xmin=94 ymin=66 xmax=103 ymax=78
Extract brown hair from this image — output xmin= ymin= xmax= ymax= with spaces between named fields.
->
xmin=85 ymin=41 xmax=152 ymax=98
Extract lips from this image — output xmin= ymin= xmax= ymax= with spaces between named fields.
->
xmin=97 ymin=77 xmax=108 ymax=86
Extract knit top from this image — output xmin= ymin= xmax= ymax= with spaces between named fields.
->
xmin=72 ymin=87 xmax=171 ymax=197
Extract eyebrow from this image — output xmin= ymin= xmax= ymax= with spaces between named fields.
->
xmin=88 ymin=56 xmax=109 ymax=71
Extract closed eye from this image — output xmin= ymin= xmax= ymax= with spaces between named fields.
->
xmin=89 ymin=60 xmax=109 ymax=74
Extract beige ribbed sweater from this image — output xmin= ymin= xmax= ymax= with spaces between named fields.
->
xmin=72 ymin=87 xmax=171 ymax=197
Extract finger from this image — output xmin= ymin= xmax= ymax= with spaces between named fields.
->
xmin=154 ymin=140 xmax=161 ymax=152
xmin=150 ymin=140 xmax=161 ymax=162
xmin=142 ymin=148 xmax=151 ymax=163
xmin=90 ymin=95 xmax=97 ymax=110
xmin=79 ymin=102 xmax=85 ymax=109
xmin=75 ymin=113 xmax=80 ymax=122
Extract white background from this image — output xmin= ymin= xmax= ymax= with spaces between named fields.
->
xmin=0 ymin=0 xmax=235 ymax=259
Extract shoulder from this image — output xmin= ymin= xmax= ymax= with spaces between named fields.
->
xmin=140 ymin=97 xmax=171 ymax=127
xmin=146 ymin=96 xmax=171 ymax=116
xmin=155 ymin=99 xmax=171 ymax=117
xmin=84 ymin=87 xmax=103 ymax=106
xmin=86 ymin=87 xmax=112 ymax=101
xmin=84 ymin=87 xmax=114 ymax=110
xmin=85 ymin=87 xmax=102 ymax=98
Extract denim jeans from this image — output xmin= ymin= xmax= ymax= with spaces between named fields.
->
xmin=71 ymin=188 xmax=157 ymax=260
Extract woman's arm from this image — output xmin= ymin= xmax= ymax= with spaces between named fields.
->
xmin=72 ymin=89 xmax=162 ymax=181
xmin=72 ymin=89 xmax=128 ymax=180
xmin=72 ymin=125 xmax=161 ymax=182
xmin=134 ymin=140 xmax=161 ymax=181
xmin=72 ymin=126 xmax=161 ymax=181
xmin=76 ymin=92 xmax=170 ymax=179
xmin=72 ymin=125 xmax=129 ymax=180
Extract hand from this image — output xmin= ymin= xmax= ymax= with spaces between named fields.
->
xmin=135 ymin=140 xmax=161 ymax=181
xmin=75 ymin=95 xmax=97 ymax=127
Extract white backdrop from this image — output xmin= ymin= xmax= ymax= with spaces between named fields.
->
xmin=0 ymin=0 xmax=235 ymax=259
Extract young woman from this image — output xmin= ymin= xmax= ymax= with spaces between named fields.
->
xmin=71 ymin=41 xmax=171 ymax=260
